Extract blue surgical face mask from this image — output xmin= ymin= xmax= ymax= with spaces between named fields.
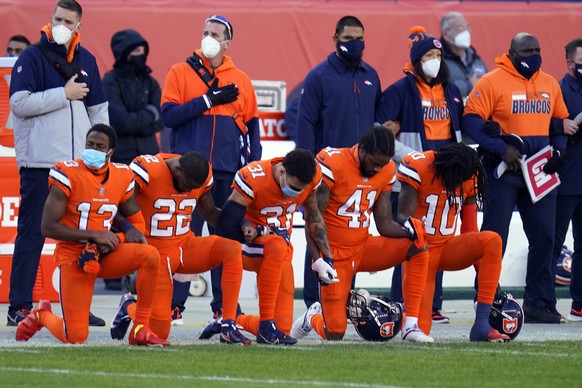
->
xmin=282 ymin=185 xmax=302 ymax=198
xmin=280 ymin=173 xmax=303 ymax=198
xmin=82 ymin=148 xmax=108 ymax=169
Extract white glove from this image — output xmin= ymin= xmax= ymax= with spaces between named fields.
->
xmin=312 ymin=257 xmax=339 ymax=285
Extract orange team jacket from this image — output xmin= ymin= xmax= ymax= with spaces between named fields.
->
xmin=232 ymin=158 xmax=322 ymax=234
xmin=316 ymin=145 xmax=396 ymax=248
xmin=397 ymin=151 xmax=475 ymax=248
xmin=160 ymin=50 xmax=261 ymax=172
xmin=48 ymin=160 xmax=135 ymax=265
xmin=130 ymin=153 xmax=213 ymax=252
xmin=464 ymin=54 xmax=568 ymax=154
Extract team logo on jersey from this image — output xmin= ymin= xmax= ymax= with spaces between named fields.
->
xmin=81 ymin=70 xmax=88 ymax=77
xmin=541 ymin=92 xmax=550 ymax=99
xmin=362 ymin=177 xmax=368 ymax=182
xmin=98 ymin=188 xmax=106 ymax=196
xmin=503 ymin=317 xmax=518 ymax=334
xmin=17 ymin=66 xmax=22 ymax=73
xmin=364 ymin=80 xmax=372 ymax=86
xmin=380 ymin=322 xmax=395 ymax=337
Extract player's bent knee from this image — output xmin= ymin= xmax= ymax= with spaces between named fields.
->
xmin=324 ymin=328 xmax=345 ymax=341
xmin=264 ymin=237 xmax=288 ymax=261
xmin=65 ymin=328 xmax=89 ymax=344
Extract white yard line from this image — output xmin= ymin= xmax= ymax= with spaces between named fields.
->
xmin=0 ymin=367 xmax=398 ymax=387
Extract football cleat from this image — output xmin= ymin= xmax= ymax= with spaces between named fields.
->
xmin=128 ymin=323 xmax=170 ymax=347
xmin=171 ymin=307 xmax=184 ymax=326
xmin=89 ymin=312 xmax=106 ymax=327
xmin=401 ymin=324 xmax=434 ymax=343
xmin=110 ymin=293 xmax=137 ymax=340
xmin=7 ymin=308 xmax=31 ymax=327
xmin=15 ymin=300 xmax=52 ymax=342
xmin=220 ymin=320 xmax=251 ymax=346
xmin=431 ymin=309 xmax=450 ymax=324
xmin=257 ymin=320 xmax=297 ymax=345
xmin=199 ymin=314 xmax=222 ymax=340
xmin=290 ymin=301 xmax=321 ymax=339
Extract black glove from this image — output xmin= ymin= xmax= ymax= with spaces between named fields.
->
xmin=256 ymin=225 xmax=291 ymax=245
xmin=543 ymin=149 xmax=565 ymax=175
xmin=206 ymin=78 xmax=239 ymax=107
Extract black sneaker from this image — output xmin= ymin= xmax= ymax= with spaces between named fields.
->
xmin=523 ymin=304 xmax=561 ymax=324
xmin=7 ymin=308 xmax=31 ymax=327
xmin=431 ymin=309 xmax=450 ymax=324
xmin=547 ymin=307 xmax=566 ymax=323
xmin=89 ymin=312 xmax=106 ymax=327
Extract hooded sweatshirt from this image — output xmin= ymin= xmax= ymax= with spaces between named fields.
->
xmin=102 ymin=29 xmax=163 ymax=164
xmin=463 ymin=54 xmax=569 ymax=157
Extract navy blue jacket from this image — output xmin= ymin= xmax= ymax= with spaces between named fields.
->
xmin=296 ymin=53 xmax=381 ymax=154
xmin=555 ymin=73 xmax=582 ymax=196
xmin=375 ymin=72 xmax=463 ymax=152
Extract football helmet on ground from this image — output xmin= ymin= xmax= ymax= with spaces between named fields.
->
xmin=347 ymin=289 xmax=403 ymax=342
xmin=489 ymin=292 xmax=524 ymax=340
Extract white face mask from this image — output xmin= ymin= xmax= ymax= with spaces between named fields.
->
xmin=422 ymin=58 xmax=441 ymax=79
xmin=201 ymin=35 xmax=221 ymax=59
xmin=52 ymin=23 xmax=76 ymax=45
xmin=454 ymin=30 xmax=471 ymax=49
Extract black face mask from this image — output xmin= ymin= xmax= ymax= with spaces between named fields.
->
xmin=574 ymin=63 xmax=582 ymax=83
xmin=336 ymin=39 xmax=365 ymax=67
xmin=512 ymin=53 xmax=542 ymax=79
xmin=128 ymin=54 xmax=148 ymax=70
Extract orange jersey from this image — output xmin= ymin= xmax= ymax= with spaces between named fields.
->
xmin=316 ymin=145 xmax=396 ymax=247
xmin=416 ymin=80 xmax=452 ymax=142
xmin=130 ymin=153 xmax=213 ymax=251
xmin=464 ymin=54 xmax=569 ymax=138
xmin=48 ymin=160 xmax=135 ymax=264
xmin=233 ymin=158 xmax=321 ymax=233
xmin=397 ymin=151 xmax=475 ymax=247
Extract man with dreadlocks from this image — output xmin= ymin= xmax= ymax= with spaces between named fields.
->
xmin=290 ymin=126 xmax=433 ymax=343
xmin=397 ymin=143 xmax=509 ymax=342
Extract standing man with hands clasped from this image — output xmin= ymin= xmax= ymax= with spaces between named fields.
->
xmin=8 ymin=0 xmax=108 ymax=327
xmin=161 ymin=15 xmax=261 ymax=327
xmin=463 ymin=32 xmax=577 ymax=324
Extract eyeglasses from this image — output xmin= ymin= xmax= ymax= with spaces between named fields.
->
xmin=206 ymin=15 xmax=232 ymax=39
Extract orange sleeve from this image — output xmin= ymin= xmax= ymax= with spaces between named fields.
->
xmin=161 ymin=65 xmax=183 ymax=105
xmin=126 ymin=211 xmax=146 ymax=234
xmin=463 ymin=76 xmax=497 ymax=121
xmin=460 ymin=203 xmax=478 ymax=234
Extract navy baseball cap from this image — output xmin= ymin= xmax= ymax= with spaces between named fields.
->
xmin=206 ymin=15 xmax=233 ymax=39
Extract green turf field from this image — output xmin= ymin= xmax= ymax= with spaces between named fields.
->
xmin=0 ymin=340 xmax=578 ymax=387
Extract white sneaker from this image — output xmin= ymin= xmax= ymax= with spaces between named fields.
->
xmin=567 ymin=308 xmax=582 ymax=322
xmin=401 ymin=324 xmax=434 ymax=343
xmin=290 ymin=302 xmax=321 ymax=339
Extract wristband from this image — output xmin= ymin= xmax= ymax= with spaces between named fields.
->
xmin=118 ymin=219 xmax=133 ymax=233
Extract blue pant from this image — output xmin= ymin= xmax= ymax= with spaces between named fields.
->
xmin=553 ymin=194 xmax=582 ymax=308
xmin=481 ymin=168 xmax=557 ymax=309
xmin=9 ymin=168 xmax=49 ymax=311
xmin=171 ymin=175 xmax=240 ymax=315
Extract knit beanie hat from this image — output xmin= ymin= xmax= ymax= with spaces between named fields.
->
xmin=408 ymin=26 xmax=442 ymax=63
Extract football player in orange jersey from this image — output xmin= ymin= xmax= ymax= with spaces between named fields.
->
xmin=210 ymin=149 xmax=335 ymax=345
xmin=397 ymin=142 xmax=510 ymax=342
xmin=290 ymin=126 xmax=433 ymax=342
xmin=15 ymin=124 xmax=169 ymax=346
xmin=108 ymin=151 xmax=250 ymax=345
